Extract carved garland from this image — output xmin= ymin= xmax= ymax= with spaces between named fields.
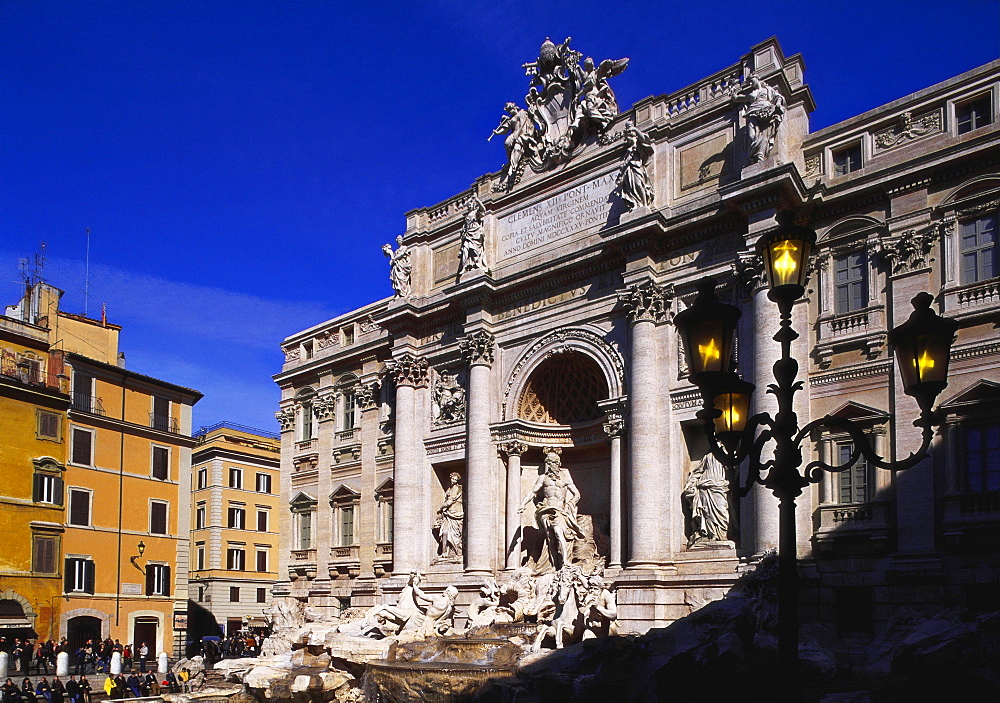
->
xmin=502 ymin=328 xmax=626 ymax=421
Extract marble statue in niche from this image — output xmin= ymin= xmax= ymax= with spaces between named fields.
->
xmin=682 ymin=453 xmax=730 ymax=546
xmin=382 ymin=235 xmax=412 ymax=298
xmin=433 ymin=471 xmax=464 ymax=563
xmin=519 ymin=449 xmax=585 ymax=571
xmin=459 ymin=197 xmax=487 ymax=273
xmin=616 ymin=122 xmax=654 ymax=210
xmin=734 ymin=74 xmax=785 ymax=164
xmin=431 ymin=369 xmax=466 ymax=425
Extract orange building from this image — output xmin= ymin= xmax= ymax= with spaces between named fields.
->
xmin=2 ymin=282 xmax=201 ymax=656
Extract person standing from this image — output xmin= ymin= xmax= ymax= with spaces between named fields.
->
xmin=135 ymin=644 xmax=148 ymax=674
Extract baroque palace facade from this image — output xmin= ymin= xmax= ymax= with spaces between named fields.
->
xmin=273 ymin=39 xmax=1000 ymax=635
xmin=1 ymin=281 xmax=200 ymax=656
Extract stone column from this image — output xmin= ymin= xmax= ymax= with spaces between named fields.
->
xmin=388 ymin=354 xmax=428 ymax=575
xmin=314 ymin=391 xmax=337 ymax=584
xmin=618 ymin=281 xmax=669 ymax=567
xmin=460 ymin=331 xmax=496 ymax=575
xmin=818 ymin=439 xmax=834 ymax=505
xmin=603 ymin=415 xmax=625 ymax=569
xmin=945 ymin=420 xmax=961 ymax=494
xmin=356 ymin=380 xmax=380 ymax=578
xmin=501 ymin=441 xmax=526 ymax=570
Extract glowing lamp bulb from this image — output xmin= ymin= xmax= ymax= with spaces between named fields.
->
xmin=915 ymin=349 xmax=935 ymax=381
xmin=699 ymin=337 xmax=721 ymax=369
xmin=771 ymin=240 xmax=799 ymax=284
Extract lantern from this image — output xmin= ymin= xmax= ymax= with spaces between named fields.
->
xmin=757 ymin=211 xmax=817 ymax=295
xmin=711 ymin=375 xmax=755 ymax=446
xmin=674 ymin=278 xmax=742 ymax=380
xmin=888 ymin=292 xmax=959 ymax=409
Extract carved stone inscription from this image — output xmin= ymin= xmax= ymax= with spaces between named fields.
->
xmin=498 ymin=173 xmax=617 ymax=262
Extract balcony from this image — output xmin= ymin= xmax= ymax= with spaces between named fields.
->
xmin=373 ymin=543 xmax=393 ymax=577
xmin=328 ymin=545 xmax=361 ymax=579
xmin=72 ymin=393 xmax=106 ymax=416
xmin=942 ymin=492 xmax=1000 ymax=546
xmin=813 ymin=501 xmax=891 ymax=554
xmin=149 ymin=412 xmax=179 ymax=433
xmin=288 ymin=549 xmax=317 ymax=581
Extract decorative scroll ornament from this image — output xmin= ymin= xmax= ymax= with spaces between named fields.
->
xmin=459 ymin=330 xmax=496 ymax=366
xmin=283 ymin=346 xmax=300 ymax=362
xmin=316 ymin=330 xmax=338 ymax=350
xmin=617 ymin=280 xmax=671 ymax=323
xmin=616 ymin=122 xmax=654 ymax=210
xmin=313 ymin=394 xmax=337 ymax=420
xmin=500 ymin=440 xmax=528 ymax=457
xmin=874 ymin=110 xmax=941 ymax=151
xmin=490 ymin=37 xmax=629 ymax=191
xmin=387 ymin=354 xmax=429 ymax=388
xmin=876 ymin=228 xmax=937 ymax=273
xmin=359 ymin=314 xmax=380 ymax=334
xmin=382 ymin=235 xmax=412 ymax=298
xmin=733 ymin=74 xmax=785 ymax=164
xmin=803 ymin=153 xmax=821 ymax=177
xmin=355 ymin=382 xmax=379 ymax=410
xmin=603 ymin=416 xmax=625 ymax=438
xmin=732 ymin=251 xmax=765 ymax=294
xmin=275 ymin=407 xmax=295 ymax=432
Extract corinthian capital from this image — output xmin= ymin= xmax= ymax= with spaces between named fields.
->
xmin=459 ymin=330 xmax=496 ymax=366
xmin=275 ymin=407 xmax=295 ymax=432
xmin=731 ymin=251 xmax=764 ymax=295
xmin=500 ymin=440 xmax=527 ymax=458
xmin=387 ymin=354 xmax=429 ymax=388
xmin=617 ymin=281 xmax=671 ymax=323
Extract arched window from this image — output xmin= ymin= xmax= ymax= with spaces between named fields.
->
xmin=517 ymin=352 xmax=608 ymax=424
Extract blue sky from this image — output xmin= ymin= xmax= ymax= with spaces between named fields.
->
xmin=2 ymin=0 xmax=998 ymax=432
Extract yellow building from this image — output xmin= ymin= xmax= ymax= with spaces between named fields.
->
xmin=3 ymin=282 xmax=201 ymax=657
xmin=188 ymin=422 xmax=281 ymax=640
xmin=0 ymin=309 xmax=69 ymax=642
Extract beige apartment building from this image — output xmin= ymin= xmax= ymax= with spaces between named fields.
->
xmin=188 ymin=422 xmax=281 ymax=638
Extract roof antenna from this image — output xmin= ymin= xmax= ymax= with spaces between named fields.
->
xmin=84 ymin=226 xmax=91 ymax=316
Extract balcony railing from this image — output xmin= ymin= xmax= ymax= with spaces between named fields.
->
xmin=942 ymin=492 xmax=1000 ymax=545
xmin=813 ymin=501 xmax=891 ymax=553
xmin=149 ymin=412 xmax=179 ymax=433
xmin=72 ymin=393 xmax=106 ymax=416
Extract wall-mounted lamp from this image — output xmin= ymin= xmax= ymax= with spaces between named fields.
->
xmin=129 ymin=541 xmax=147 ymax=574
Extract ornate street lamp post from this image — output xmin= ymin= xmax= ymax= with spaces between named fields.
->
xmin=674 ymin=211 xmax=959 ymax=701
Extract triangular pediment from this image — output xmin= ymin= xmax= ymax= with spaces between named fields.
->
xmin=375 ymin=476 xmax=394 ymax=495
xmin=289 ymin=491 xmax=317 ymax=507
xmin=330 ymin=484 xmax=360 ymax=501
xmin=940 ymin=380 xmax=1000 ymax=410
xmin=827 ymin=401 xmax=887 ymax=423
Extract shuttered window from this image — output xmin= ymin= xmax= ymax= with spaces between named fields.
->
xmin=65 ymin=558 xmax=95 ymax=594
xmin=834 ymin=252 xmax=867 ymax=314
xmin=71 ymin=428 xmax=93 ymax=465
xmin=152 ymin=446 xmax=169 ymax=480
xmin=32 ymin=535 xmax=58 ymax=574
xmin=837 ymin=442 xmax=871 ymax=504
xmin=150 ymin=501 xmax=168 ymax=535
xmin=38 ymin=411 xmax=60 ymax=440
xmin=146 ymin=564 xmax=170 ymax=596
xmin=960 ymin=214 xmax=997 ymax=285
xmin=33 ymin=473 xmax=63 ymax=505
xmin=68 ymin=488 xmax=91 ymax=526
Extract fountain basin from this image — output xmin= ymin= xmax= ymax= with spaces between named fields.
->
xmin=364 ymin=660 xmax=515 ymax=703
xmin=389 ymin=637 xmax=523 ymax=666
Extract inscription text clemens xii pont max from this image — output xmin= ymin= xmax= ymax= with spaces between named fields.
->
xmin=498 ymin=173 xmax=617 ymax=261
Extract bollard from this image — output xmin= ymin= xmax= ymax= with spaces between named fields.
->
xmin=157 ymin=652 xmax=168 ymax=674
xmin=110 ymin=651 xmax=122 ymax=675
xmin=56 ymin=651 xmax=70 ymax=677
xmin=0 ymin=651 xmax=8 ymax=679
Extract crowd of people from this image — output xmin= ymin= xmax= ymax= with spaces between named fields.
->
xmin=1 ymin=675 xmax=92 ymax=703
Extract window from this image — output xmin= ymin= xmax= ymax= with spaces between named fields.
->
xmin=376 ymin=480 xmax=394 ymax=543
xmin=965 ymin=423 xmax=1000 ymax=492
xmin=298 ymin=511 xmax=312 ymax=550
xmin=146 ymin=564 xmax=170 ymax=596
xmin=64 ymin=558 xmax=95 ymax=594
xmin=37 ymin=411 xmax=60 ymax=440
xmin=339 ymin=505 xmax=355 ymax=546
xmin=256 ymin=472 xmax=272 ymax=494
xmin=833 ymin=143 xmax=862 ymax=176
xmin=227 ymin=505 xmax=246 ymax=530
xmin=71 ymin=427 xmax=94 ymax=466
xmin=229 ymin=587 xmax=240 ymax=603
xmin=226 ymin=547 xmax=245 ymax=571
xmin=196 ymin=545 xmax=205 ymax=571
xmin=228 ymin=467 xmax=243 ymax=489
xmin=33 ymin=473 xmax=63 ymax=505
xmin=342 ymin=326 xmax=355 ymax=346
xmin=302 ymin=341 xmax=313 ymax=359
xmin=341 ymin=390 xmax=357 ymax=430
xmin=256 ymin=549 xmax=268 ymax=573
xmin=72 ymin=372 xmax=94 ymax=412
xmin=959 ymin=214 xmax=997 ymax=285
xmin=151 ymin=446 xmax=169 ymax=481
xmin=834 ymin=252 xmax=867 ymax=314
xmin=301 ymin=401 xmax=314 ymax=441
xmin=256 ymin=588 xmax=267 ymax=604
xmin=32 ymin=534 xmax=58 ymax=574
xmin=957 ymin=94 xmax=993 ymax=134
xmin=197 ymin=467 xmax=208 ymax=490
xmin=151 ymin=397 xmax=171 ymax=432
xmin=256 ymin=510 xmax=268 ymax=532
xmin=68 ymin=488 xmax=91 ymax=526
xmin=150 ymin=501 xmax=168 ymax=535
xmin=195 ymin=505 xmax=206 ymax=530
xmin=837 ymin=442 xmax=871 ymax=504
